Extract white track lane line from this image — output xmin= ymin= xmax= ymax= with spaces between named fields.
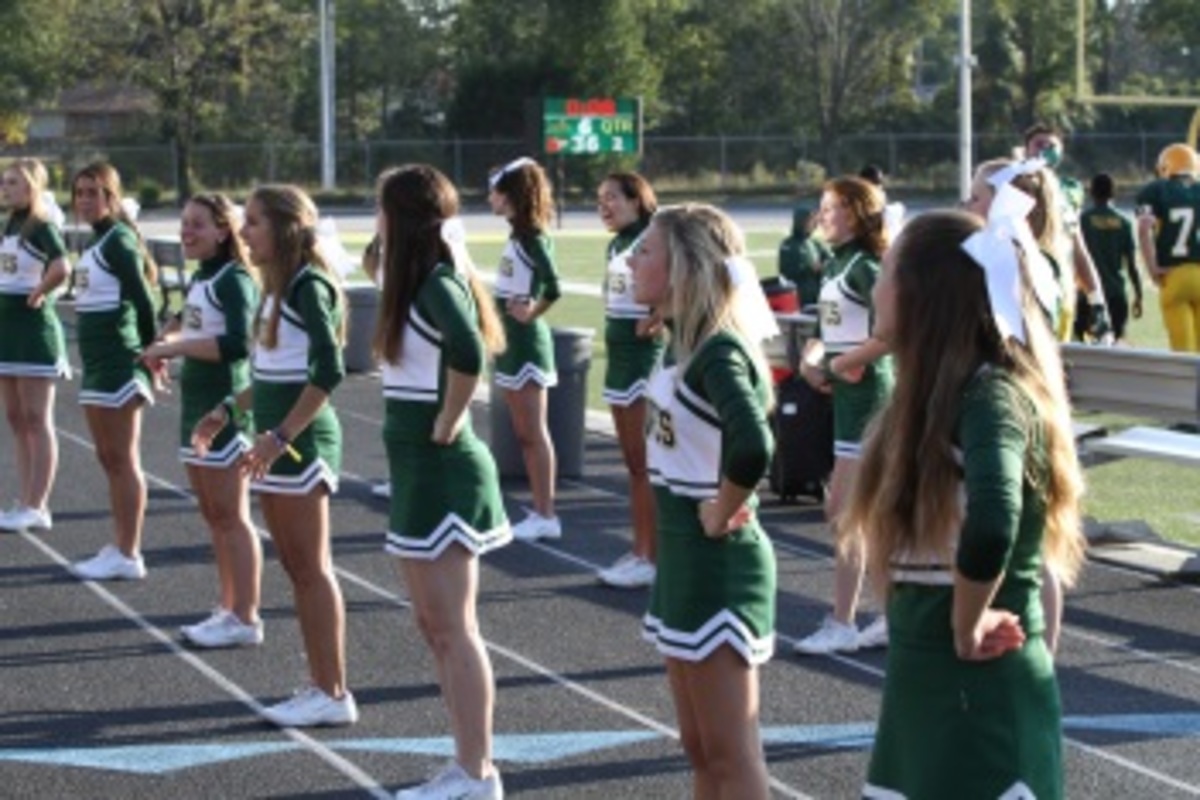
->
xmin=51 ymin=428 xmax=813 ymax=799
xmin=47 ymin=428 xmax=392 ymax=800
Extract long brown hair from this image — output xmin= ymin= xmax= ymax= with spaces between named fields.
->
xmin=844 ymin=211 xmax=1085 ymax=597
xmin=185 ymin=192 xmax=258 ymax=286
xmin=824 ymin=176 xmax=888 ymax=257
xmin=72 ymin=161 xmax=158 ymax=285
xmin=372 ymin=164 xmax=504 ymax=363
xmin=489 ymin=159 xmax=553 ymax=235
xmin=602 ymin=171 xmax=657 ymax=224
xmin=249 ymin=184 xmax=346 ymax=349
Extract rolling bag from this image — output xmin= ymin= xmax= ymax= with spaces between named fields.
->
xmin=769 ymin=375 xmax=834 ymax=502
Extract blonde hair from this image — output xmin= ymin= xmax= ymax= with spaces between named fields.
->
xmin=843 ymin=211 xmax=1085 ymax=598
xmin=249 ymin=184 xmax=346 ymax=349
xmin=5 ymin=158 xmax=51 ymax=240
xmin=974 ymin=159 xmax=1067 ymax=267
xmin=653 ymin=203 xmax=773 ymax=403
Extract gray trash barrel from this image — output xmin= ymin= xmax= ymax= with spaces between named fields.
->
xmin=489 ymin=327 xmax=595 ymax=480
xmin=342 ymin=280 xmax=379 ymax=373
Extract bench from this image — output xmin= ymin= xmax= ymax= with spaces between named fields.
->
xmin=145 ymin=236 xmax=188 ymax=323
xmin=1062 ymin=343 xmax=1200 ymax=468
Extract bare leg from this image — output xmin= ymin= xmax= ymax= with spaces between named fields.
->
xmin=398 ymin=548 xmax=497 ymax=780
xmin=505 ymin=383 xmax=556 ymax=517
xmin=259 ymin=489 xmax=347 ymax=697
xmin=83 ymin=402 xmax=146 ymax=556
xmin=16 ymin=378 xmax=58 ymax=510
xmin=611 ymin=400 xmax=655 ymax=561
xmin=187 ymin=463 xmax=261 ymax=623
xmin=827 ymin=456 xmax=865 ymax=625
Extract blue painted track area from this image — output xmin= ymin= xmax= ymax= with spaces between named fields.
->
xmin=3 ymin=316 xmax=1200 ymax=799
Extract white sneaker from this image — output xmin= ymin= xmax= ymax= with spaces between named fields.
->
xmin=794 ymin=616 xmax=859 ymax=655
xmin=857 ymin=615 xmax=889 ymax=649
xmin=396 ymin=761 xmax=503 ymax=800
xmin=261 ymin=686 xmax=358 ymax=728
xmin=0 ymin=506 xmax=52 ymax=531
xmin=511 ymin=511 xmax=561 ymax=542
xmin=371 ymin=481 xmax=392 ymax=499
xmin=71 ymin=545 xmax=147 ymax=581
xmin=598 ymin=554 xmax=656 ymax=588
xmin=181 ymin=609 xmax=264 ymax=648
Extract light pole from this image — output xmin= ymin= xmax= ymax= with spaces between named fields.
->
xmin=958 ymin=0 xmax=974 ymax=203
xmin=319 ymin=0 xmax=336 ymax=190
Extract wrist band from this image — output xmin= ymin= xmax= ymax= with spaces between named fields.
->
xmin=221 ymin=396 xmax=249 ymax=428
xmin=269 ymin=428 xmax=302 ymax=462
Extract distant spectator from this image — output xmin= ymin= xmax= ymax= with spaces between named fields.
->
xmin=1075 ymin=174 xmax=1142 ymax=342
xmin=858 ymin=163 xmax=906 ymax=240
xmin=777 ymin=205 xmax=830 ymax=308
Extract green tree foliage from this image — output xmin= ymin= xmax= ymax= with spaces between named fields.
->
xmin=0 ymin=0 xmax=79 ymax=143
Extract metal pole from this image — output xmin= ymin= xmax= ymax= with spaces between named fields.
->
xmin=319 ymin=0 xmax=336 ymax=189
xmin=958 ymin=0 xmax=974 ymax=202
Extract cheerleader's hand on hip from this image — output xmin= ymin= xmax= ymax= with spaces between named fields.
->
xmin=190 ymin=406 xmax=228 ymax=458
xmin=636 ymin=314 xmax=663 ymax=339
xmin=506 ymin=296 xmax=534 ymax=324
xmin=431 ymin=411 xmax=464 ymax=445
xmin=26 ymin=288 xmax=46 ymax=309
xmin=699 ymin=499 xmax=752 ymax=539
xmin=957 ymin=608 xmax=1026 ymax=661
xmin=240 ymin=430 xmax=293 ymax=480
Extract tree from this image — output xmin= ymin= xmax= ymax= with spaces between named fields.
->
xmin=71 ymin=0 xmax=310 ymax=199
xmin=0 ymin=0 xmax=79 ymax=143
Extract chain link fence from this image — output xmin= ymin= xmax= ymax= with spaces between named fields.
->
xmin=5 ymin=131 xmax=1185 ymax=206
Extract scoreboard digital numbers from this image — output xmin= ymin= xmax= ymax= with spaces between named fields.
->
xmin=543 ymin=97 xmax=642 ymax=156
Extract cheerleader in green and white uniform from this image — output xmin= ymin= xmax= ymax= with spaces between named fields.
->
xmin=69 ymin=162 xmax=159 ymax=582
xmin=595 ymin=172 xmax=664 ymax=589
xmin=795 ymin=176 xmax=895 ymax=656
xmin=195 ymin=184 xmax=357 ymax=728
xmin=0 ymin=159 xmax=71 ymax=533
xmin=487 ymin=157 xmax=563 ymax=542
xmin=631 ymin=203 xmax=777 ymax=798
xmin=377 ymin=165 xmax=509 ymax=800
xmin=141 ymin=194 xmax=264 ymax=649
xmin=847 ymin=210 xmax=1085 ymax=800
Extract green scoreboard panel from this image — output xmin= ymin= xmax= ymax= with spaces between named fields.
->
xmin=543 ymin=97 xmax=642 ymax=156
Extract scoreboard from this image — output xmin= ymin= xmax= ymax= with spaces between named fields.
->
xmin=542 ymin=97 xmax=642 ymax=156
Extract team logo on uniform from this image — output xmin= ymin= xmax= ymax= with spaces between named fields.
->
xmin=650 ymin=407 xmax=676 ymax=448
xmin=499 ymin=256 xmax=515 ymax=277
xmin=820 ymin=299 xmax=841 ymax=327
xmin=0 ymin=253 xmax=17 ymax=275
xmin=184 ymin=304 xmax=203 ymax=329
xmin=609 ymin=273 xmax=627 ymax=295
xmin=75 ymin=268 xmax=90 ymax=290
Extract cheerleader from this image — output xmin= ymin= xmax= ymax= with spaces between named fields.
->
xmin=0 ymin=159 xmax=71 ymax=533
xmin=376 ymin=165 xmax=509 ymax=800
xmin=850 ymin=210 xmax=1084 ymax=799
xmin=141 ymin=194 xmax=263 ymax=648
xmin=633 ymin=203 xmax=777 ymax=798
xmin=69 ymin=163 xmax=158 ymax=582
xmin=193 ymin=185 xmax=355 ymax=727
xmin=487 ymin=158 xmax=562 ymax=541
xmin=595 ymin=172 xmax=663 ymax=589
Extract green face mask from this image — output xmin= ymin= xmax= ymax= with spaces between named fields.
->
xmin=1040 ymin=145 xmax=1062 ymax=169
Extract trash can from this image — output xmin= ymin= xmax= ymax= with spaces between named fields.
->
xmin=343 ymin=280 xmax=379 ymax=373
xmin=490 ymin=327 xmax=595 ymax=480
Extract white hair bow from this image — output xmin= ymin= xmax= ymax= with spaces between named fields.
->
xmin=315 ymin=216 xmax=356 ymax=280
xmin=960 ymin=182 xmax=1059 ymax=343
xmin=724 ymin=255 xmax=780 ymax=343
xmin=986 ymin=156 xmax=1046 ymax=190
xmin=440 ymin=217 xmax=474 ymax=275
xmin=41 ymin=191 xmax=65 ymax=229
xmin=488 ymin=157 xmax=537 ymax=190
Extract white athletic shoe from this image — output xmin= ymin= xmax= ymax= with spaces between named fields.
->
xmin=794 ymin=616 xmax=859 ymax=655
xmin=371 ymin=481 xmax=392 ymax=499
xmin=598 ymin=553 xmax=656 ymax=589
xmin=395 ymin=761 xmax=504 ymax=800
xmin=71 ymin=545 xmax=147 ymax=581
xmin=857 ymin=615 xmax=889 ymax=650
xmin=181 ymin=609 xmax=264 ymax=649
xmin=0 ymin=506 xmax=52 ymax=531
xmin=510 ymin=511 xmax=562 ymax=542
xmin=261 ymin=686 xmax=358 ymax=728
